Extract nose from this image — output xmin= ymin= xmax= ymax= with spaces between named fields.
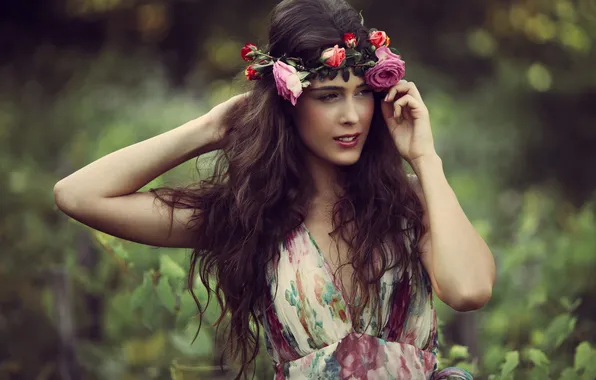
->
xmin=339 ymin=97 xmax=360 ymax=125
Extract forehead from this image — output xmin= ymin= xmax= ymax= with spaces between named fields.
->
xmin=308 ymin=69 xmax=366 ymax=89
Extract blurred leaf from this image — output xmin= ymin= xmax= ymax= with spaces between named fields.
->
xmin=141 ymin=296 xmax=162 ymax=330
xmin=169 ymin=325 xmax=213 ymax=358
xmin=177 ymin=291 xmax=199 ymax=323
xmin=574 ymin=341 xmax=596 ymax=377
xmin=160 ymin=254 xmax=186 ymax=279
xmin=112 ymin=244 xmax=129 ymax=260
xmin=123 ymin=331 xmax=167 ymax=365
xmin=544 ymin=314 xmax=576 ymax=349
xmin=560 ymin=297 xmax=581 ymax=312
xmin=501 ymin=351 xmax=520 ymax=378
xmin=449 ymin=345 xmax=470 ymax=361
xmin=131 ymin=271 xmax=153 ymax=311
xmin=559 ymin=368 xmax=577 ymax=380
xmin=524 ymin=347 xmax=549 ymax=368
xmin=157 ymin=275 xmax=176 ymax=312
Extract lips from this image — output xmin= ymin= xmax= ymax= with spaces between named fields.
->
xmin=333 ymin=133 xmax=360 ymax=142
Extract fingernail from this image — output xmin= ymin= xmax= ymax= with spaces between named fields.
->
xmin=384 ymin=94 xmax=389 ymax=102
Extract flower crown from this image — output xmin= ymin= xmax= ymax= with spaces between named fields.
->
xmin=240 ymin=29 xmax=406 ymax=105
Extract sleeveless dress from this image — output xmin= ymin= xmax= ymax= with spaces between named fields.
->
xmin=259 ymin=223 xmax=473 ymax=379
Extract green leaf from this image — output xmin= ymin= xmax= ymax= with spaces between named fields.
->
xmin=112 ymin=244 xmax=129 ymax=260
xmin=501 ymin=351 xmax=520 ymax=378
xmin=318 ymin=68 xmax=329 ymax=80
xmin=389 ymin=47 xmax=401 ymax=55
xmin=449 ymin=345 xmax=470 ymax=360
xmin=341 ymin=68 xmax=350 ymax=82
xmin=297 ymin=71 xmax=311 ymax=81
xmin=141 ymin=295 xmax=162 ymax=330
xmin=525 ymin=348 xmax=549 ymax=368
xmin=560 ymin=297 xmax=582 ymax=312
xmin=131 ymin=272 xmax=153 ymax=311
xmin=159 ymin=254 xmax=186 ymax=279
xmin=544 ymin=314 xmax=576 ymax=349
xmin=157 ymin=276 xmax=177 ymax=313
xmin=574 ymin=341 xmax=596 ymax=377
xmin=169 ymin=323 xmax=213 ymax=358
xmin=177 ymin=291 xmax=199 ymax=323
xmin=558 ymin=368 xmax=577 ymax=380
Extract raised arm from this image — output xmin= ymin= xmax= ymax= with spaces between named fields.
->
xmin=54 ymin=93 xmax=246 ymax=248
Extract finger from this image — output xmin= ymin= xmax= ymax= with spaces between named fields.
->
xmin=384 ymin=80 xmax=406 ymax=102
xmin=394 ymin=103 xmax=402 ymax=119
xmin=404 ymin=82 xmax=421 ymax=101
xmin=394 ymin=94 xmax=421 ymax=113
xmin=384 ymin=80 xmax=407 ymax=102
xmin=385 ymin=80 xmax=422 ymax=103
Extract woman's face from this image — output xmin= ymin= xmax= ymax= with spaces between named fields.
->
xmin=294 ymin=70 xmax=375 ymax=167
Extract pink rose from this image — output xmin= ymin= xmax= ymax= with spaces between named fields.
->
xmin=364 ymin=46 xmax=406 ymax=91
xmin=273 ymin=60 xmax=303 ymax=106
xmin=320 ymin=45 xmax=346 ymax=68
xmin=335 ymin=333 xmax=386 ymax=379
xmin=369 ymin=30 xmax=388 ymax=48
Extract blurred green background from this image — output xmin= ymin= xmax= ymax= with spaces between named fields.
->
xmin=1 ymin=0 xmax=595 ymax=379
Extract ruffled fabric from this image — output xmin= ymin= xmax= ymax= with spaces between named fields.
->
xmin=260 ymin=223 xmax=472 ymax=379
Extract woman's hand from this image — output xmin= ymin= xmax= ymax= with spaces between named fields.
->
xmin=380 ymin=80 xmax=436 ymax=163
xmin=201 ymin=92 xmax=250 ymax=150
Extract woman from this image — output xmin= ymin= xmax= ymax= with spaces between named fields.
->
xmin=54 ymin=0 xmax=495 ymax=378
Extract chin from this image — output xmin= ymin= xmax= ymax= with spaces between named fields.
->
xmin=329 ymin=151 xmax=363 ymax=166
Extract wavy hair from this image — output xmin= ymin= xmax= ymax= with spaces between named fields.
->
xmin=152 ymin=0 xmax=425 ymax=378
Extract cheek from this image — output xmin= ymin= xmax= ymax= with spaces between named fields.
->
xmin=361 ymin=99 xmax=375 ymax=126
xmin=295 ymin=102 xmax=334 ymax=140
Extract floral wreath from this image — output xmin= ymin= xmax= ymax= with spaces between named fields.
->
xmin=240 ymin=28 xmax=406 ymax=106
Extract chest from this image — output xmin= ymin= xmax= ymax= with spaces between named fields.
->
xmin=303 ymin=219 xmax=356 ymax=302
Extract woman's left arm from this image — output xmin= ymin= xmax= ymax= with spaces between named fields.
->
xmin=409 ymin=156 xmax=495 ymax=312
xmin=382 ymin=80 xmax=496 ymax=312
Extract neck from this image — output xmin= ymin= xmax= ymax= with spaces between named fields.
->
xmin=305 ymin=152 xmax=343 ymax=217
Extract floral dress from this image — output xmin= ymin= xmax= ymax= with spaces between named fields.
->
xmin=259 ymin=223 xmax=473 ymax=379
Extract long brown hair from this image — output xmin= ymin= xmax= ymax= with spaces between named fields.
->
xmin=152 ymin=0 xmax=425 ymax=378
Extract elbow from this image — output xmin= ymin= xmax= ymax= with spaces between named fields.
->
xmin=54 ymin=180 xmax=78 ymax=214
xmin=445 ymin=285 xmax=493 ymax=312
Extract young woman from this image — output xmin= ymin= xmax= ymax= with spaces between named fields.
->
xmin=54 ymin=0 xmax=495 ymax=378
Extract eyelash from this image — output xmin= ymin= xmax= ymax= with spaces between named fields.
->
xmin=318 ymin=89 xmax=373 ymax=101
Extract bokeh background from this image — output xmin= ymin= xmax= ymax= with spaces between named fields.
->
xmin=1 ymin=0 xmax=595 ymax=379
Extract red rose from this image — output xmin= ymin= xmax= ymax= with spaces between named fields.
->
xmin=369 ymin=30 xmax=388 ymax=48
xmin=320 ymin=45 xmax=346 ymax=68
xmin=343 ymin=32 xmax=357 ymax=48
xmin=241 ymin=43 xmax=258 ymax=62
xmin=244 ymin=65 xmax=261 ymax=80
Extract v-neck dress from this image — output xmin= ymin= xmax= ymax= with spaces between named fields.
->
xmin=259 ymin=223 xmax=473 ymax=379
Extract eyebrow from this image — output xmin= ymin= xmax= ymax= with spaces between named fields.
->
xmin=310 ymin=83 xmax=370 ymax=91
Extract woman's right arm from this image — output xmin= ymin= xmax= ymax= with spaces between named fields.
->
xmin=53 ymin=94 xmax=245 ymax=248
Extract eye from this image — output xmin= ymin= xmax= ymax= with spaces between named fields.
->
xmin=318 ymin=93 xmax=339 ymax=102
xmin=357 ymin=88 xmax=373 ymax=96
